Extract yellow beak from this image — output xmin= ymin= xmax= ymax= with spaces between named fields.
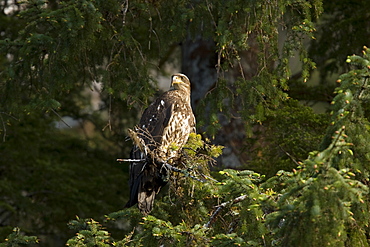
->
xmin=171 ymin=76 xmax=182 ymax=87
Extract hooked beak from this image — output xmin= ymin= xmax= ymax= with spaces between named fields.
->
xmin=171 ymin=75 xmax=182 ymax=88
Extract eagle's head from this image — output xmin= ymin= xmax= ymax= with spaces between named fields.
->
xmin=170 ymin=73 xmax=191 ymax=94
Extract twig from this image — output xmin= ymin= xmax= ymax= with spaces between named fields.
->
xmin=116 ymin=156 xmax=204 ymax=183
xmin=278 ymin=145 xmax=300 ymax=166
xmin=124 ymin=128 xmax=206 ymax=182
xmin=121 ymin=0 xmax=129 ymax=25
xmin=357 ymin=76 xmax=368 ymax=100
xmin=51 ymin=109 xmax=71 ymax=128
xmin=204 ymin=195 xmax=247 ymax=228
xmin=0 ymin=112 xmax=19 ymax=142
xmin=102 ymin=95 xmax=112 ymax=131
xmin=0 ymin=112 xmax=18 ymax=121
xmin=0 ymin=113 xmax=6 ymax=142
xmin=116 ymin=158 xmax=145 ymax=162
xmin=201 ymin=174 xmax=219 ymax=183
xmin=163 ymin=163 xmax=204 ymax=183
xmin=127 ymin=128 xmax=151 ymax=157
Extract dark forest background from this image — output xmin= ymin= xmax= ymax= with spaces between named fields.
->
xmin=1 ymin=0 xmax=370 ymax=246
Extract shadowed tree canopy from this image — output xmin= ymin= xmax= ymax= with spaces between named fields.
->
xmin=2 ymin=0 xmax=370 ymax=246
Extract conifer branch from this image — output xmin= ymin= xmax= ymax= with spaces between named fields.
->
xmin=204 ymin=194 xmax=247 ymax=228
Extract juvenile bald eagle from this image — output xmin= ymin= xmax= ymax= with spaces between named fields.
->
xmin=125 ymin=73 xmax=196 ymax=215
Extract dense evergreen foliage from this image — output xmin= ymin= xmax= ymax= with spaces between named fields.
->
xmin=1 ymin=0 xmax=370 ymax=246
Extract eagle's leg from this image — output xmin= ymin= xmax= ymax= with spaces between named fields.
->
xmin=159 ymin=164 xmax=170 ymax=183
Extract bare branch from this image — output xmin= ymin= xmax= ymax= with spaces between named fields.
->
xmin=121 ymin=0 xmax=129 ymax=25
xmin=51 ymin=109 xmax=72 ymax=128
xmin=278 ymin=145 xmax=300 ymax=166
xmin=116 ymin=158 xmax=145 ymax=162
xmin=0 ymin=113 xmax=6 ymax=142
xmin=0 ymin=112 xmax=19 ymax=142
xmin=204 ymin=195 xmax=248 ymax=228
xmin=116 ymin=155 xmax=204 ymax=183
xmin=102 ymin=95 xmax=112 ymax=131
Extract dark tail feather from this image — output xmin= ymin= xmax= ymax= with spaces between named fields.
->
xmin=125 ymin=147 xmax=170 ymax=215
xmin=124 ymin=167 xmax=142 ymax=208
xmin=125 ymin=147 xmax=145 ymax=209
xmin=137 ymin=174 xmax=157 ymax=215
xmin=137 ymin=163 xmax=170 ymax=215
xmin=125 ymin=163 xmax=159 ymax=215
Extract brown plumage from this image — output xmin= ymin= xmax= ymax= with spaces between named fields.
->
xmin=125 ymin=73 xmax=196 ymax=215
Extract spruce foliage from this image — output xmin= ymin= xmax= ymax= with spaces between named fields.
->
xmin=63 ymin=49 xmax=370 ymax=247
xmin=2 ymin=0 xmax=370 ymax=246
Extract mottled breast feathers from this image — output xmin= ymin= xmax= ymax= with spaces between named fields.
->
xmin=138 ymin=89 xmax=196 ymax=161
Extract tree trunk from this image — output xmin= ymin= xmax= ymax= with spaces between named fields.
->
xmin=181 ymin=36 xmax=259 ymax=168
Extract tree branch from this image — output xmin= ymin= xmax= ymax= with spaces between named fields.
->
xmin=121 ymin=0 xmax=129 ymax=26
xmin=51 ymin=109 xmax=72 ymax=128
xmin=204 ymin=195 xmax=248 ymax=228
xmin=0 ymin=112 xmax=19 ymax=142
xmin=116 ymin=157 xmax=204 ymax=183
